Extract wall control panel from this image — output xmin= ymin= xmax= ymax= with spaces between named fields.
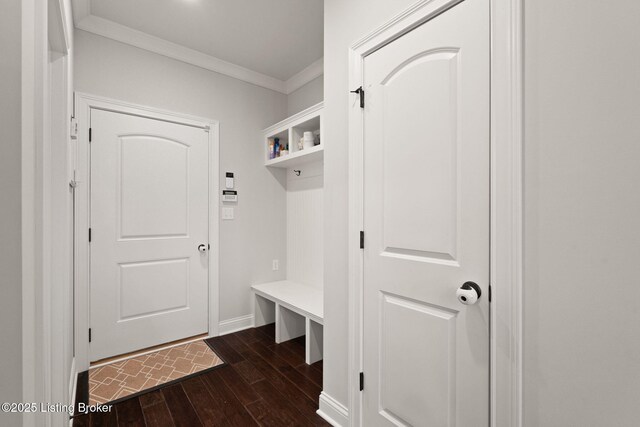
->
xmin=225 ymin=172 xmax=234 ymax=189
xmin=222 ymin=190 xmax=238 ymax=202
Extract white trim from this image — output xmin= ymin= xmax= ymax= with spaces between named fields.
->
xmin=218 ymin=314 xmax=255 ymax=336
xmin=317 ymin=392 xmax=350 ymax=427
xmin=490 ymin=0 xmax=524 ymax=425
xmin=22 ymin=1 xmax=41 ymax=424
xmin=263 ymin=101 xmax=324 ymax=135
xmin=75 ymin=15 xmax=287 ymax=94
xmin=285 ymin=58 xmax=324 ymax=94
xmin=71 ymin=1 xmax=323 ymax=95
xmin=48 ymin=0 xmax=70 ymax=54
xmin=69 ymin=358 xmax=77 ymax=409
xmin=23 ymin=0 xmax=74 ymax=426
xmin=208 ymin=120 xmax=221 ymax=338
xmin=73 ymin=92 xmax=220 ymax=372
xmin=347 ymin=0 xmax=524 ymax=426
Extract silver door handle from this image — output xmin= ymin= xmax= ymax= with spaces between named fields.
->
xmin=457 ymin=281 xmax=481 ymax=305
xmin=198 ymin=244 xmax=207 ymax=253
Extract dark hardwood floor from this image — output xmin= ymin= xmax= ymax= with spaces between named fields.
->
xmin=73 ymin=324 xmax=330 ymax=426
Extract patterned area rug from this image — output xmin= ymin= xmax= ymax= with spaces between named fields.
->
xmin=88 ymin=340 xmax=224 ymax=405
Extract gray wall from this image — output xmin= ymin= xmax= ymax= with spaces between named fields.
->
xmin=323 ymin=0 xmax=417 ymax=408
xmin=74 ymin=30 xmax=289 ymax=323
xmin=523 ymin=1 xmax=640 ymax=425
xmin=287 ymin=75 xmax=324 ymax=116
xmin=0 ymin=0 xmax=23 ymax=424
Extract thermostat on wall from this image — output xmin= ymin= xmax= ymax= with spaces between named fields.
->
xmin=222 ymin=190 xmax=238 ymax=202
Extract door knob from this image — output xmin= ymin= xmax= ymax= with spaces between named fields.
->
xmin=457 ymin=281 xmax=481 ymax=305
xmin=198 ymin=244 xmax=207 ymax=253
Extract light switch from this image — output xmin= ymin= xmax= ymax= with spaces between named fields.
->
xmin=222 ymin=207 xmax=234 ymax=220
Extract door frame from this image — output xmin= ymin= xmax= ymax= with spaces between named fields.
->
xmin=73 ymin=92 xmax=220 ymax=372
xmin=21 ymin=0 xmax=74 ymax=426
xmin=346 ymin=0 xmax=523 ymax=426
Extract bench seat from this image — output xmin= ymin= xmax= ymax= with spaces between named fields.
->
xmin=251 ymin=280 xmax=323 ymax=364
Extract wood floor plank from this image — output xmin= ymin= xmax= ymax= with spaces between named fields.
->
xmin=180 ymin=376 xmax=230 ymax=427
xmin=254 ymin=323 xmax=276 ymax=340
xmin=89 ymin=409 xmax=118 ymax=427
xmin=200 ymin=370 xmax=259 ymax=427
xmin=115 ymin=398 xmax=146 ymax=427
xmin=249 ymin=380 xmax=314 ymax=427
xmin=229 ymin=359 xmax=266 ymax=385
xmin=208 ymin=366 xmax=261 ymax=406
xmin=138 ymin=390 xmax=165 ymax=409
xmin=250 ymin=340 xmax=292 ymax=371
xmin=71 ymin=414 xmax=91 ymax=427
xmin=241 ymin=348 xmax=323 ymax=423
xmin=265 ymin=340 xmax=305 ymax=367
xmin=279 ymin=336 xmax=306 ymax=359
xmin=220 ymin=333 xmax=259 ymax=359
xmin=205 ymin=336 xmax=245 ymax=365
xmin=295 ymin=362 xmax=323 ymax=387
xmin=279 ymin=364 xmax=322 ymax=401
xmin=250 ymin=339 xmax=322 ymax=399
xmin=244 ymin=399 xmax=281 ymax=427
xmin=141 ymin=400 xmax=175 ymax=427
xmin=161 ymin=384 xmax=203 ymax=427
xmin=234 ymin=327 xmax=272 ymax=346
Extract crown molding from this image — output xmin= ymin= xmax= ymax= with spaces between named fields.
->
xmin=285 ymin=57 xmax=324 ymax=94
xmin=72 ymin=0 xmax=322 ymax=94
xmin=75 ymin=15 xmax=287 ymax=93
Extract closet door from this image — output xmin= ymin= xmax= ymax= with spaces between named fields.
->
xmin=90 ymin=108 xmax=209 ymax=361
xmin=362 ymin=0 xmax=490 ymax=425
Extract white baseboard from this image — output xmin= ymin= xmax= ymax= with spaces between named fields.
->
xmin=69 ymin=357 xmax=77 ymax=408
xmin=218 ymin=314 xmax=254 ymax=336
xmin=317 ymin=392 xmax=349 ymax=427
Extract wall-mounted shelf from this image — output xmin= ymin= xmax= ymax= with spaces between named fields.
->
xmin=264 ymin=144 xmax=323 ymax=168
xmin=264 ymin=102 xmax=323 ymax=168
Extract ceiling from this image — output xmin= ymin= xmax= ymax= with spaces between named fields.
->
xmin=73 ymin=0 xmax=324 ymax=92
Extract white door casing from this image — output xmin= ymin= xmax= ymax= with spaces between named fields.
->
xmin=361 ymin=0 xmax=490 ymax=425
xmin=89 ymin=108 xmax=210 ymax=361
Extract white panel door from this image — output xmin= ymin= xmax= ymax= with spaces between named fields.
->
xmin=362 ymin=0 xmax=489 ymax=425
xmin=90 ymin=109 xmax=209 ymax=361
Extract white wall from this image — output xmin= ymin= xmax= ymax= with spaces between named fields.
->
xmin=0 ymin=0 xmax=23 ymax=425
xmin=523 ymin=1 xmax=640 ymax=425
xmin=74 ymin=30 xmax=289 ymax=324
xmin=287 ymin=75 xmax=324 ymax=116
xmin=323 ymin=0 xmax=417 ymax=409
xmin=286 ymin=162 xmax=324 ymax=289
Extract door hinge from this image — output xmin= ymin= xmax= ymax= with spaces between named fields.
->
xmin=88 ymin=228 xmax=92 ymax=242
xmin=351 ymin=86 xmax=365 ymax=108
xmin=359 ymin=372 xmax=364 ymax=391
xmin=89 ymin=127 xmax=92 ymax=142
xmin=489 ymin=284 xmax=492 ymax=303
xmin=360 ymin=231 xmax=364 ymax=249
xmin=89 ymin=328 xmax=92 ymax=343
